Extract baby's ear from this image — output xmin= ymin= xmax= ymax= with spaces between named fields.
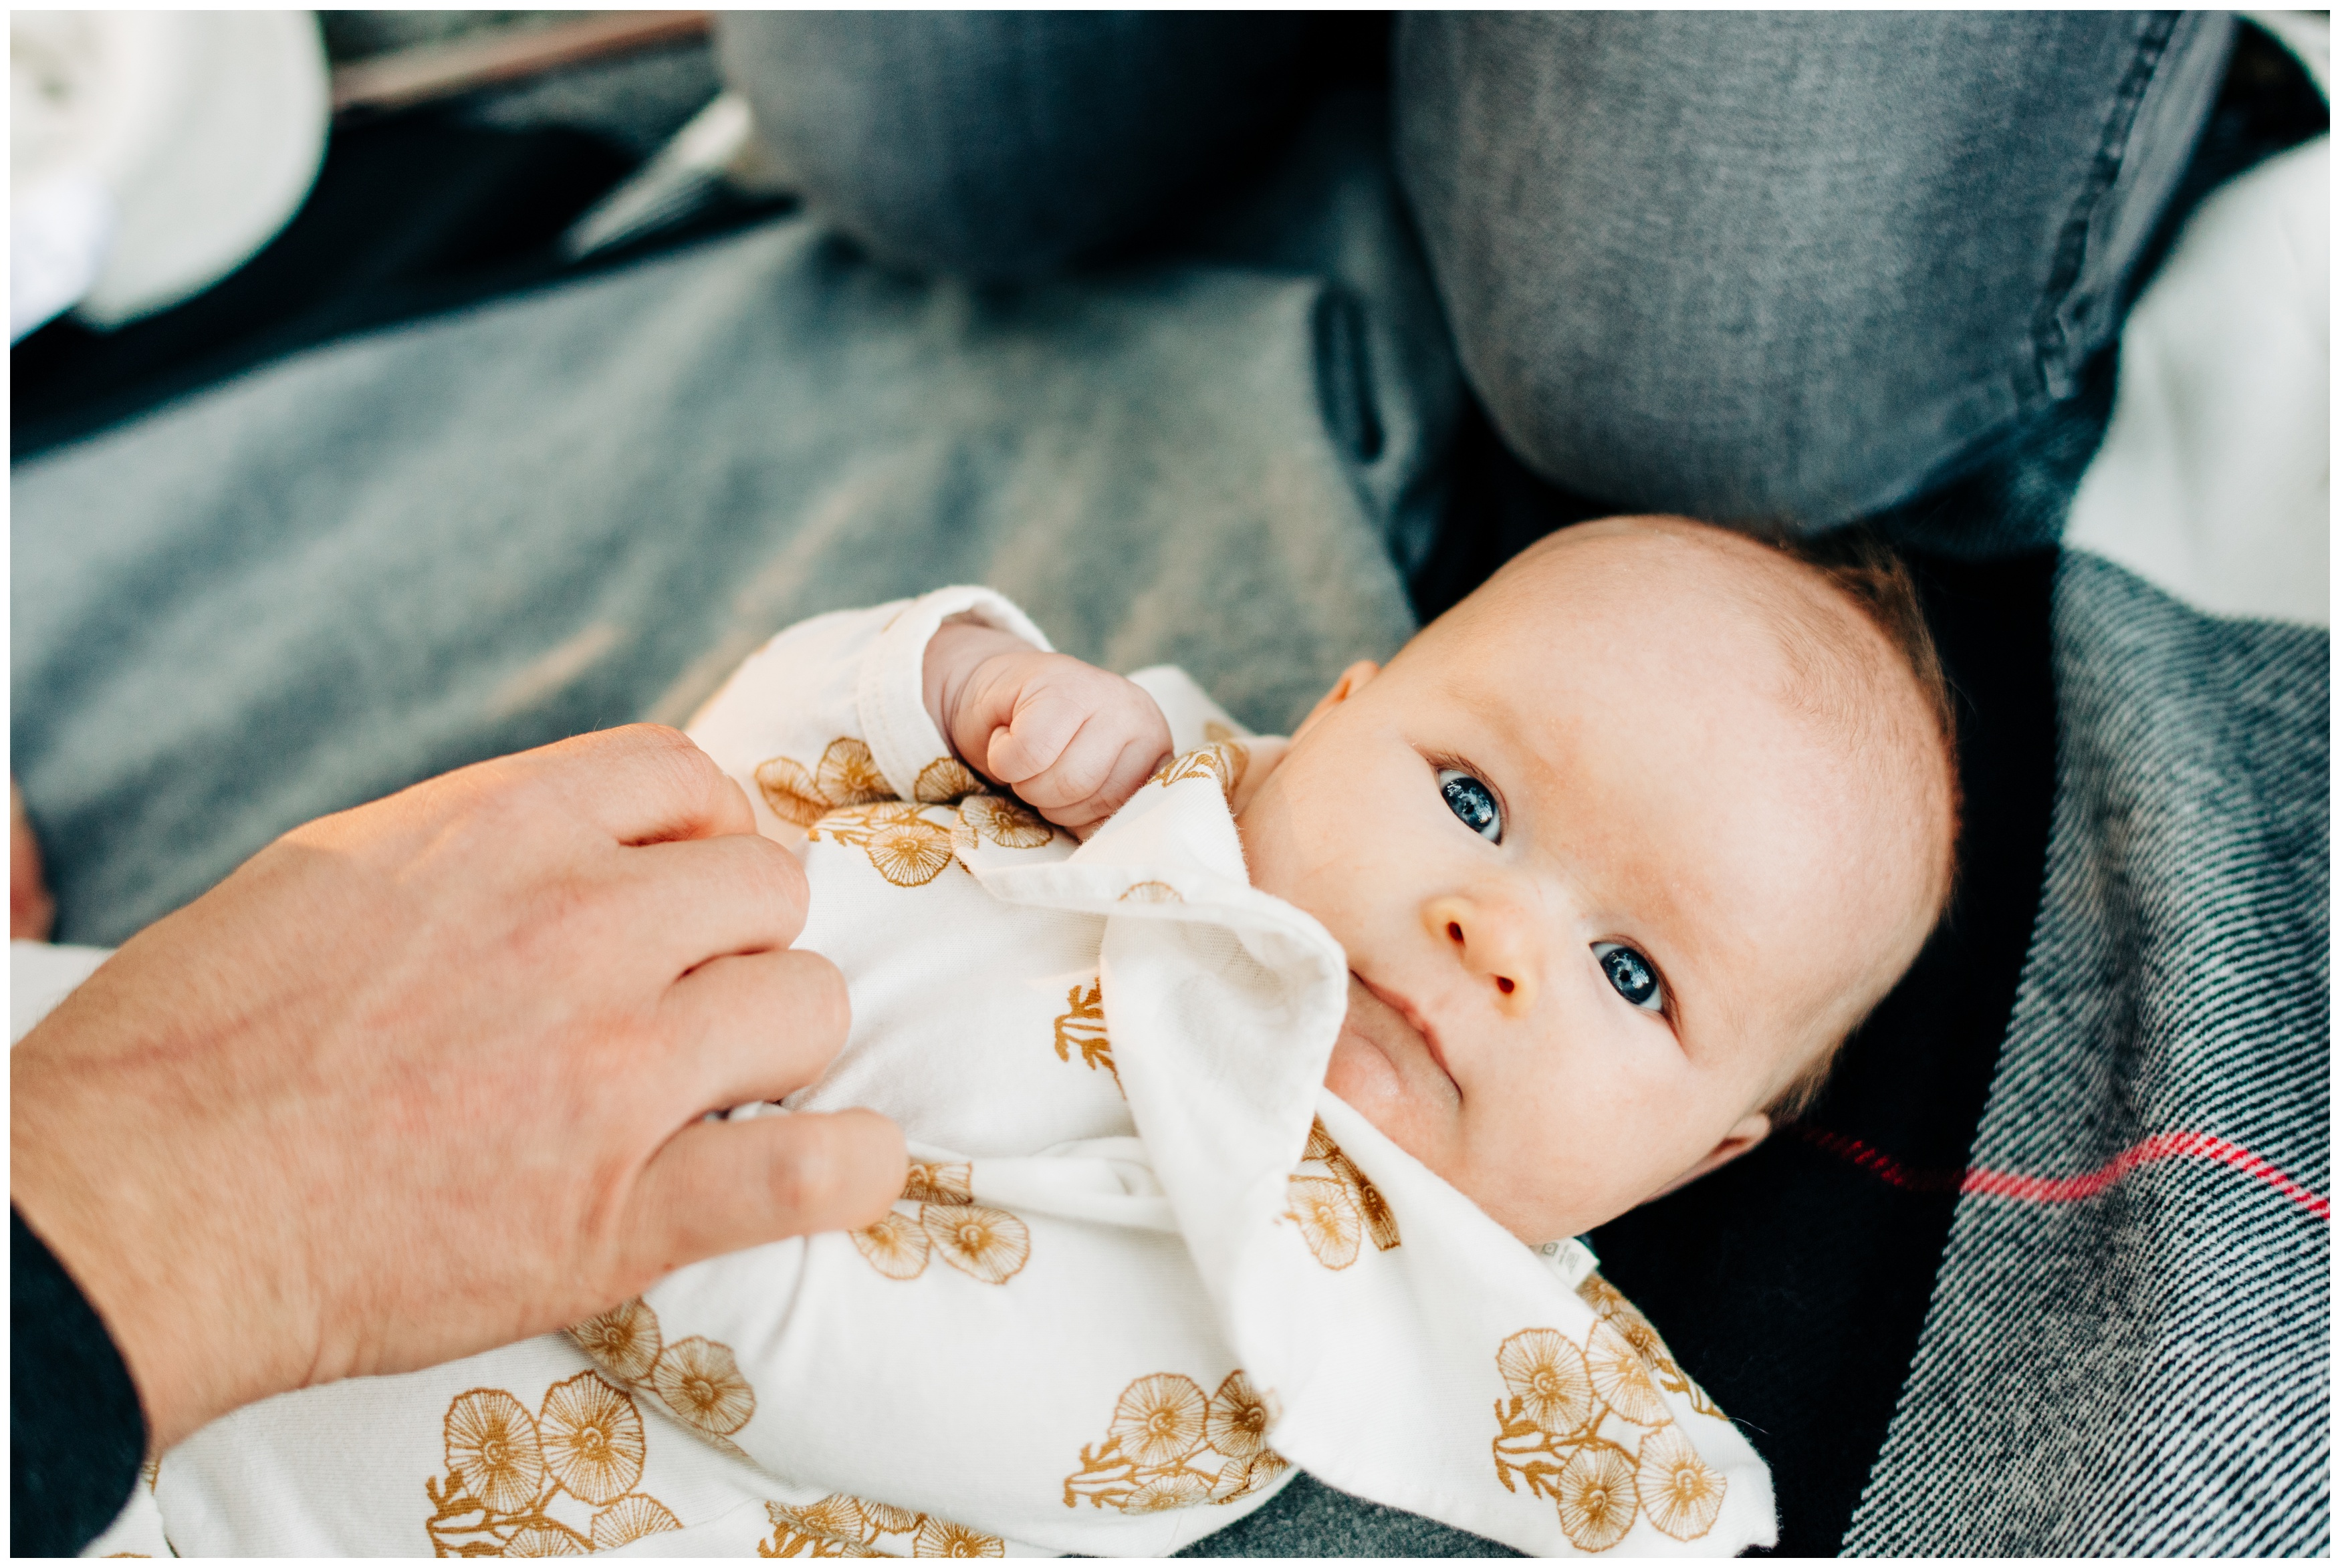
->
xmin=1292 ymin=660 xmax=1381 ymax=741
xmin=1647 ymin=1112 xmax=1772 ymax=1202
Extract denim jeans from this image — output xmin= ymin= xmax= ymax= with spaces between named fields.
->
xmin=719 ymin=10 xmax=2233 ymax=527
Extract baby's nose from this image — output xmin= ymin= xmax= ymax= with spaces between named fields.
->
xmin=1423 ymin=895 xmax=1537 ymax=1016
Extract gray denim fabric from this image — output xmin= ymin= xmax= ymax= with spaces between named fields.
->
xmin=717 ymin=12 xmax=1320 ymax=283
xmin=717 ymin=11 xmax=2230 ymax=531
xmin=1396 ymin=11 xmax=2234 ymax=528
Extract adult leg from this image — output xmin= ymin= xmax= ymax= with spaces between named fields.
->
xmin=716 ymin=12 xmax=1318 ymax=283
xmin=1394 ymin=11 xmax=2235 ymax=530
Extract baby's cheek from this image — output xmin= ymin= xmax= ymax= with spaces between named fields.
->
xmin=1322 ymin=1033 xmax=1449 ymax=1172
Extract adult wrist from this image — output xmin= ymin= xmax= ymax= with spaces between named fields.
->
xmin=10 ymin=1008 xmax=310 ymax=1456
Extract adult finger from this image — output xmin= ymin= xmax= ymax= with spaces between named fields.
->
xmin=526 ymin=724 xmax=757 ymax=846
xmin=657 ymin=947 xmax=852 ymax=1109
xmin=622 ymin=1109 xmax=905 ymax=1276
xmin=612 ymin=833 xmax=814 ymax=972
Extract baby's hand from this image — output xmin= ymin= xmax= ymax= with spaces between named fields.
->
xmin=925 ymin=618 xmax=1173 ymax=836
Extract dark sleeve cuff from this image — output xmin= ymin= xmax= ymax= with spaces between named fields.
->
xmin=13 ymin=1207 xmax=148 ymax=1557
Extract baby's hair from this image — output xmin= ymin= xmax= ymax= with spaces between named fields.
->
xmin=1745 ymin=524 xmax=1961 ymax=1123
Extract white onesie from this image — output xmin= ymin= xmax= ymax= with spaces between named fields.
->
xmin=97 ymin=587 xmax=1776 ymax=1558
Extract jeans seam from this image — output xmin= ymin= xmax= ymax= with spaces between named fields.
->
xmin=2025 ymin=11 xmax=2184 ymax=406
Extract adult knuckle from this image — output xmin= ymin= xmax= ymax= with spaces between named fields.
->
xmin=747 ymin=831 xmax=811 ymax=917
xmin=783 ymin=951 xmax=852 ymax=1040
xmin=768 ymin=1130 xmax=844 ymax=1217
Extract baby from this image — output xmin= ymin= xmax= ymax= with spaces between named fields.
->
xmin=119 ymin=514 xmax=1954 ymax=1560
xmin=928 ymin=512 xmax=1956 ymax=1242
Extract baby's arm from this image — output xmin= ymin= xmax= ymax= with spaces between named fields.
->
xmin=924 ymin=616 xmax=1173 ymax=836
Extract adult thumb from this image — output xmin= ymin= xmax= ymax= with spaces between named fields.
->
xmin=623 ymin=1109 xmax=905 ymax=1278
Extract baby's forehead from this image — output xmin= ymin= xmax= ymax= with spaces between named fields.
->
xmin=1469 ymin=517 xmax=1843 ymax=635
xmin=1435 ymin=521 xmax=1921 ymax=727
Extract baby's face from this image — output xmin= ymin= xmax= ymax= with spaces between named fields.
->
xmin=1238 ymin=517 xmax=1950 ymax=1243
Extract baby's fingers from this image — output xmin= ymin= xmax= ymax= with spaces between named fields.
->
xmin=1021 ymin=723 xmax=1172 ymax=835
xmin=981 ymin=684 xmax=1088 ymax=787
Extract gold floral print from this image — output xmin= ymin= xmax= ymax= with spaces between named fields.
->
xmin=757 ymin=1496 xmax=1003 ymax=1559
xmin=1211 ymin=1450 xmax=1290 ymax=1502
xmin=757 ymin=739 xmax=893 ymax=827
xmin=1149 ymin=740 xmax=1249 ymax=804
xmin=1118 ymin=880 xmax=1183 ymax=904
xmin=1052 ymin=979 xmax=1115 ymax=1083
xmin=955 ymin=793 xmax=1055 ymax=850
xmin=809 ymin=799 xmax=923 ymax=839
xmin=762 ymin=740 xmax=1059 ymax=879
xmin=903 ymin=1160 xmax=974 ymax=1204
xmin=1302 ymin=1118 xmax=1402 ymax=1253
xmin=920 ymin=1204 xmax=1031 ymax=1285
xmin=864 ymin=819 xmax=957 ymax=886
xmin=853 ymin=1171 xmax=1035 ymax=1287
xmin=540 ymin=1371 xmax=648 ymax=1504
xmin=1576 ymin=1272 xmax=1726 ymax=1420
xmin=807 ymin=801 xmax=976 ymax=888
xmin=1553 ymin=1441 xmax=1639 ymax=1552
xmin=1064 ymin=1369 xmax=1288 ymax=1515
xmin=503 ymin=1521 xmax=584 ymax=1555
xmin=1284 ymin=1118 xmax=1401 ymax=1267
xmin=912 ymin=1518 xmax=1006 ymax=1557
xmin=1585 ymin=1319 xmax=1670 ymax=1427
xmin=570 ymin=1300 xmax=762 ymax=1452
xmin=1125 ymin=1473 xmax=1213 ymax=1513
xmin=1497 ymin=1329 xmax=1597 ymax=1437
xmin=1635 ymin=1424 xmax=1726 ymax=1540
xmin=914 ymin=757 xmax=985 ymax=804
xmin=445 ymin=1389 xmax=547 ymax=1513
xmin=1110 ymin=1374 xmax=1209 ymax=1467
xmin=1203 ymin=1370 xmax=1272 ymax=1462
xmin=852 ymin=1210 xmax=932 ymax=1280
xmin=858 ymin=1500 xmax=922 ymax=1534
xmin=569 ymin=1299 xmax=661 ymax=1386
xmin=652 ymin=1336 xmax=757 ymax=1437
xmin=425 ymin=1376 xmax=679 ymax=1557
xmin=590 ymin=1494 xmax=682 ymax=1551
xmin=1202 ymin=721 xmax=1240 ymax=745
xmin=778 ymin=1495 xmax=867 ymax=1541
xmin=1284 ymin=1175 xmax=1363 ymax=1269
xmin=1489 ymin=1311 xmax=1725 ymax=1549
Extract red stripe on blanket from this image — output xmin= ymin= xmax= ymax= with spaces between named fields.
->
xmin=1794 ymin=1126 xmax=2331 ymax=1220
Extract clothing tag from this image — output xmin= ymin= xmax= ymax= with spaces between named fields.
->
xmin=1532 ymin=1235 xmax=1600 ymax=1289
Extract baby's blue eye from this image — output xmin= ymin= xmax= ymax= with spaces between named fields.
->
xmin=1437 ymin=769 xmax=1502 ymax=843
xmin=1593 ymin=942 xmax=1665 ymax=1013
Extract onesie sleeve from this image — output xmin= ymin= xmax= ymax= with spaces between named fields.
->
xmin=684 ymin=587 xmax=1052 ymax=844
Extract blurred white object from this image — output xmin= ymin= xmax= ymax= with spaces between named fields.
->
xmin=9 ymin=174 xmax=113 ymax=340
xmin=561 ymin=89 xmax=786 ymax=259
xmin=9 ymin=940 xmax=111 ymax=1045
xmin=2065 ymin=132 xmax=2331 ymax=628
xmin=9 ymin=11 xmax=330 ymax=337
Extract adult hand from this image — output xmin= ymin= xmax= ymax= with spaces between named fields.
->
xmin=10 ymin=725 xmax=902 ymax=1452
